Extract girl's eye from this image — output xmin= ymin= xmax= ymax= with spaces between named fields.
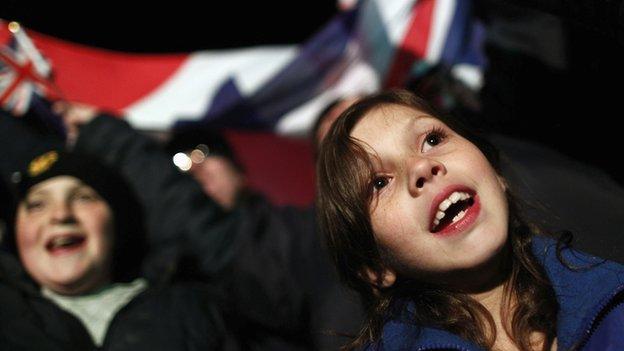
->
xmin=422 ymin=127 xmax=447 ymax=153
xmin=372 ymin=176 xmax=389 ymax=191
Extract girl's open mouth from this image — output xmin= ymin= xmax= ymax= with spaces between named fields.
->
xmin=429 ymin=186 xmax=480 ymax=235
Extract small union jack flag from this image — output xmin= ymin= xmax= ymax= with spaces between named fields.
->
xmin=0 ymin=21 xmax=58 ymax=116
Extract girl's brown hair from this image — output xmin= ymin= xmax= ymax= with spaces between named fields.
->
xmin=316 ymin=89 xmax=557 ymax=350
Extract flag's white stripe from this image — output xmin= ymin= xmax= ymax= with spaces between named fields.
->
xmin=125 ymin=46 xmax=296 ymax=130
xmin=426 ymin=0 xmax=456 ymax=63
xmin=13 ymin=26 xmax=51 ymax=76
xmin=373 ymin=0 xmax=418 ymax=45
xmin=276 ymin=57 xmax=380 ymax=136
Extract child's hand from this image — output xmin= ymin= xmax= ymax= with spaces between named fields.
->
xmin=52 ymin=101 xmax=99 ymax=147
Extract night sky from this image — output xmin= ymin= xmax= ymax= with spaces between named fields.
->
xmin=1 ymin=1 xmax=338 ymax=52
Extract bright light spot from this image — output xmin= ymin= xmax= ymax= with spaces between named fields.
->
xmin=8 ymin=22 xmax=21 ymax=33
xmin=173 ymin=153 xmax=192 ymax=171
xmin=190 ymin=149 xmax=206 ymax=164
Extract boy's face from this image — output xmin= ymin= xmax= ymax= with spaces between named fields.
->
xmin=15 ymin=176 xmax=114 ymax=295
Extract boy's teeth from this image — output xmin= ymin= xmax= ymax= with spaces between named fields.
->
xmin=54 ymin=237 xmax=73 ymax=247
xmin=49 ymin=236 xmax=83 ymax=249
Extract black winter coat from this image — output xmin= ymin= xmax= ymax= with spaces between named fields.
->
xmin=0 ymin=109 xmax=240 ymax=350
xmin=73 ymin=115 xmax=364 ymax=350
xmin=0 ymin=251 xmax=230 ymax=351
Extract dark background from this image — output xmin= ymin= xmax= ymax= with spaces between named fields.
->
xmin=1 ymin=1 xmax=338 ymax=52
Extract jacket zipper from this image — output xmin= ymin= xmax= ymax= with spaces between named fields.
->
xmin=573 ymin=284 xmax=624 ymax=350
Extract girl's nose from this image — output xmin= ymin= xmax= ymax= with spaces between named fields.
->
xmin=408 ymin=157 xmax=446 ymax=196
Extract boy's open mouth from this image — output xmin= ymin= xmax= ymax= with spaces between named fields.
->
xmin=46 ymin=235 xmax=86 ymax=253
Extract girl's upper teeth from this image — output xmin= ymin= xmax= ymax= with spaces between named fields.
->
xmin=432 ymin=191 xmax=472 ymax=228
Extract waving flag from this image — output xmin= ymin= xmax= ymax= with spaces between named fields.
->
xmin=0 ymin=0 xmax=484 ymax=205
xmin=0 ymin=0 xmax=483 ymax=135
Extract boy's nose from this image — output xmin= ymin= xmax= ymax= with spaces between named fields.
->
xmin=50 ymin=202 xmax=75 ymax=223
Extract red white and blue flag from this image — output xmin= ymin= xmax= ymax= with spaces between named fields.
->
xmin=0 ymin=0 xmax=484 ymax=204
xmin=1 ymin=0 xmax=483 ymax=135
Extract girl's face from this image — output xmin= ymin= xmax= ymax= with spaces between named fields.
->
xmin=351 ymin=105 xmax=508 ymax=288
xmin=15 ymin=176 xmax=114 ymax=295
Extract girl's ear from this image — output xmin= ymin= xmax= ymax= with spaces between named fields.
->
xmin=360 ymin=266 xmax=397 ymax=289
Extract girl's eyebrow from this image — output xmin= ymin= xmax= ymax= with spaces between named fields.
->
xmin=413 ymin=114 xmax=436 ymax=123
xmin=405 ymin=114 xmax=432 ymax=137
xmin=405 ymin=114 xmax=433 ymax=130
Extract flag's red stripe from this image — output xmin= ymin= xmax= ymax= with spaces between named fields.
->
xmin=0 ymin=51 xmax=35 ymax=104
xmin=383 ymin=0 xmax=435 ymax=88
xmin=225 ymin=130 xmax=315 ymax=206
xmin=5 ymin=29 xmax=189 ymax=111
xmin=0 ymin=25 xmax=10 ymax=44
xmin=0 ymin=73 xmax=22 ymax=104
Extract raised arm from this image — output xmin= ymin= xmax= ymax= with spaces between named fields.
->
xmin=62 ymin=105 xmax=240 ymax=280
xmin=61 ymin=103 xmax=311 ymax=335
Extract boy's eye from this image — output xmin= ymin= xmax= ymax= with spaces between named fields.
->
xmin=24 ymin=199 xmax=45 ymax=211
xmin=372 ymin=177 xmax=389 ymax=190
xmin=72 ymin=189 xmax=100 ymax=201
xmin=74 ymin=192 xmax=99 ymax=202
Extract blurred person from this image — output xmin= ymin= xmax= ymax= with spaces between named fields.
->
xmin=166 ymin=124 xmax=366 ymax=351
xmin=311 ymin=96 xmax=361 ymax=153
xmin=49 ymin=101 xmax=364 ymax=351
xmin=0 ymin=149 xmax=231 ymax=350
xmin=166 ymin=128 xmax=246 ymax=210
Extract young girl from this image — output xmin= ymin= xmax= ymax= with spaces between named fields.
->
xmin=316 ymin=90 xmax=624 ymax=351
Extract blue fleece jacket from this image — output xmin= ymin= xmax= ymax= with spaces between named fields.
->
xmin=367 ymin=236 xmax=624 ymax=350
